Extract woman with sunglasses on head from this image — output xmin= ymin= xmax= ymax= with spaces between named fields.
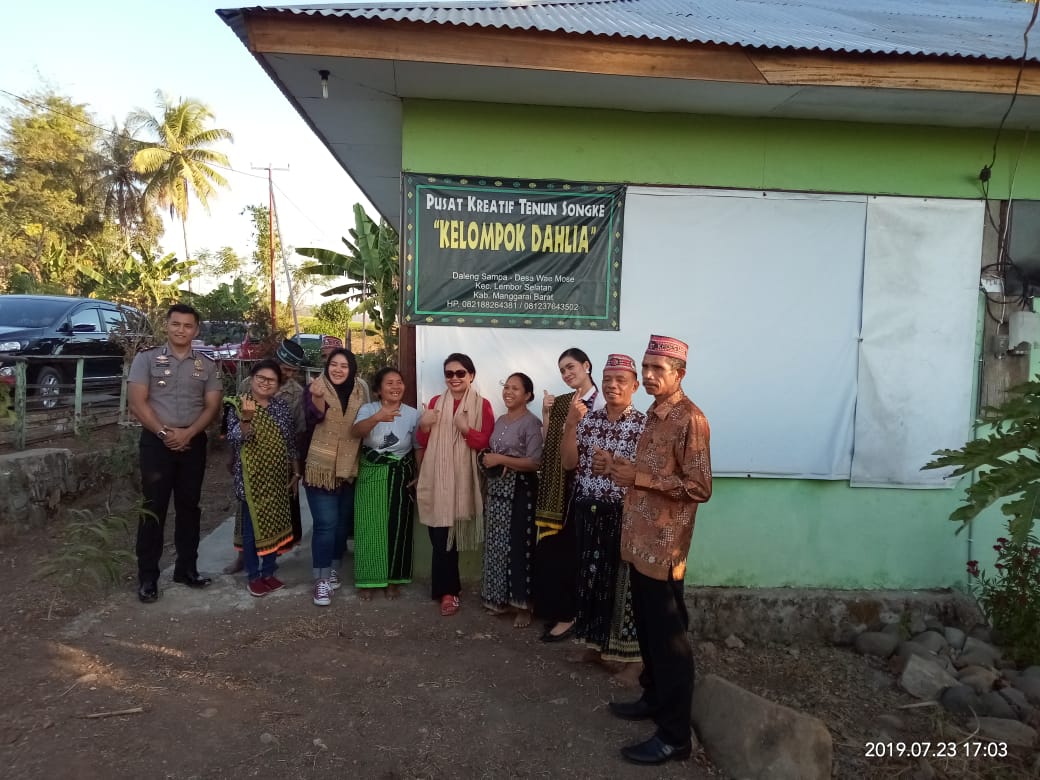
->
xmin=224 ymin=358 xmax=300 ymax=596
xmin=350 ymin=367 xmax=421 ymax=601
xmin=304 ymin=348 xmax=366 ymax=607
xmin=416 ymin=353 xmax=495 ymax=617
xmin=534 ymin=347 xmax=605 ymax=642
xmin=479 ymin=372 xmax=543 ymax=628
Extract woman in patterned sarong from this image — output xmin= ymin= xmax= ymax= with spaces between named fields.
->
xmin=479 ymin=373 xmax=543 ymax=628
xmin=561 ymin=354 xmax=645 ymax=673
xmin=351 ymin=368 xmax=421 ymax=600
xmin=225 ymin=359 xmax=300 ymax=597
xmin=533 ymin=347 xmax=605 ymax=642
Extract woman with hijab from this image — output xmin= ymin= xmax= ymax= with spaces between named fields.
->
xmin=534 ymin=347 xmax=605 ymax=642
xmin=416 ymin=353 xmax=495 ymax=617
xmin=304 ymin=347 xmax=366 ymax=607
xmin=351 ymin=367 xmax=421 ymax=600
xmin=224 ymin=358 xmax=300 ymax=596
xmin=479 ymin=372 xmax=543 ymax=628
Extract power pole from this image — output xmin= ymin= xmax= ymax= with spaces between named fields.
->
xmin=252 ymin=164 xmax=289 ymax=330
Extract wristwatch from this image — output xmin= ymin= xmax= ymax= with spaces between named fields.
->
xmin=157 ymin=428 xmax=168 ymax=439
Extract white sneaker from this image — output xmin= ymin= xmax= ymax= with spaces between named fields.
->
xmin=329 ymin=569 xmax=342 ymax=591
xmin=313 ymin=579 xmax=332 ymax=606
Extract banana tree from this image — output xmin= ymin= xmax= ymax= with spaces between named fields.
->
xmin=297 ymin=203 xmax=399 ymax=362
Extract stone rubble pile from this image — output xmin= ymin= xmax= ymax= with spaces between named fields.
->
xmin=854 ymin=620 xmax=1040 ymax=749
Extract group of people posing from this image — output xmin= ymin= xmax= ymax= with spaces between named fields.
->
xmin=129 ymin=303 xmax=712 ymax=766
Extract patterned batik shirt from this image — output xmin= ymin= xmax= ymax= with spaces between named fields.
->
xmin=620 ymin=389 xmax=712 ymax=581
xmin=574 ymin=406 xmax=646 ymax=503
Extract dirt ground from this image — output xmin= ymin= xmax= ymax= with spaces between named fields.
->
xmin=2 ymin=436 xmax=1038 ymax=779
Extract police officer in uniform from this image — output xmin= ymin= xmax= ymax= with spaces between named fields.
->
xmin=128 ymin=303 xmax=222 ymax=603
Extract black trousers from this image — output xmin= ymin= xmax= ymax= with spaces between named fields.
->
xmin=532 ymin=515 xmax=579 ymax=623
xmin=630 ymin=567 xmax=695 ymax=746
xmin=136 ymin=431 xmax=208 ymax=583
xmin=428 ymin=526 xmax=460 ymax=599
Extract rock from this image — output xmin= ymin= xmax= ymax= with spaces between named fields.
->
xmin=969 ymin=625 xmax=993 ymax=643
xmin=786 ymin=647 xmax=800 ymax=659
xmin=911 ymin=631 xmax=950 ymax=655
xmin=881 ymin=622 xmax=907 ymax=640
xmin=854 ymin=631 xmax=899 ymax=659
xmin=900 ymin=654 xmax=960 ymax=701
xmin=891 ymin=641 xmax=953 ymax=674
xmin=981 ymin=691 xmax=1018 ymax=720
xmin=259 ymin=732 xmax=277 ymax=745
xmin=698 ymin=640 xmax=718 ymax=658
xmin=924 ymin=616 xmax=945 ymax=633
xmin=1023 ymin=666 xmax=1040 ymax=679
xmin=692 ymin=674 xmax=832 ymax=780
xmin=1012 ymin=675 xmax=1040 ymax=706
xmin=943 ymin=626 xmax=967 ymax=651
xmin=908 ymin=614 xmax=928 ymax=636
xmin=957 ymin=666 xmax=999 ymax=695
xmin=970 ymin=717 xmax=1038 ymax=748
xmin=199 ymin=708 xmax=218 ymax=719
xmin=76 ymin=673 xmax=98 ymax=684
xmin=940 ymin=685 xmax=984 ymax=718
xmin=1000 ymin=686 xmax=1029 ymax=712
xmin=956 ymin=636 xmax=1001 ymax=668
xmin=724 ymin=634 xmax=745 ymax=650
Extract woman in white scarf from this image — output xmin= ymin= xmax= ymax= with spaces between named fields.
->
xmin=415 ymin=353 xmax=495 ymax=616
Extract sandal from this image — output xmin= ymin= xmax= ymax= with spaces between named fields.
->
xmin=440 ymin=594 xmax=460 ymax=617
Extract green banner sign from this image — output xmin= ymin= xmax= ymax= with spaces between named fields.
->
xmin=402 ymin=173 xmax=625 ymax=330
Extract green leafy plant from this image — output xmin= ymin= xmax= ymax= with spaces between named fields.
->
xmin=924 ymin=378 xmax=1040 ymax=544
xmin=38 ymin=503 xmax=143 ymax=589
xmin=967 ymin=536 xmax=1040 ymax=664
xmin=0 ymin=382 xmax=13 ymax=420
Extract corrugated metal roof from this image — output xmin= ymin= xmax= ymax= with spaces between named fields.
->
xmin=219 ymin=0 xmax=1040 ymax=62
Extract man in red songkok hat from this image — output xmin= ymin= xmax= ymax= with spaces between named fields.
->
xmin=599 ymin=334 xmax=712 ymax=765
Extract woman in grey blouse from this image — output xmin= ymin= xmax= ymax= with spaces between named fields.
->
xmin=479 ymin=372 xmax=544 ymax=628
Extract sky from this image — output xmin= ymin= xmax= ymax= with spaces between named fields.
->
xmin=1 ymin=0 xmax=373 ymax=301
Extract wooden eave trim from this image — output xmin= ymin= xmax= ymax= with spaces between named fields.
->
xmin=244 ymin=12 xmax=1040 ymax=97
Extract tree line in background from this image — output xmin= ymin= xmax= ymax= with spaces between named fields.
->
xmin=0 ymin=87 xmax=401 ymax=366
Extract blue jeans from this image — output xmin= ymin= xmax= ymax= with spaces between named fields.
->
xmin=306 ymin=482 xmax=355 ymax=573
xmin=241 ymin=501 xmax=278 ymax=580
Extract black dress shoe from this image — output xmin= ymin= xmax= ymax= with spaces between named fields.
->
xmin=620 ymin=735 xmax=692 ymax=765
xmin=172 ymin=572 xmax=212 ymax=588
xmin=138 ymin=581 xmax=159 ymax=603
xmin=608 ymin=698 xmax=658 ymax=721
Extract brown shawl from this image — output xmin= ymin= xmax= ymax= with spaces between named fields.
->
xmin=305 ymin=376 xmax=365 ymax=490
xmin=416 ymin=388 xmax=485 ymax=551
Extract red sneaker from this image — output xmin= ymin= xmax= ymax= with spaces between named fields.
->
xmin=263 ymin=576 xmax=284 ymax=592
xmin=247 ymin=578 xmax=271 ymax=597
xmin=440 ymin=594 xmax=460 ymax=617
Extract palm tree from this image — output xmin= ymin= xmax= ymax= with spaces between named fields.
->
xmin=297 ymin=203 xmax=400 ymax=361
xmin=131 ymin=91 xmax=233 ymax=286
xmin=93 ymin=115 xmax=149 ymax=247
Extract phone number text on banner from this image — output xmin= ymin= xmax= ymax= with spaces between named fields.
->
xmin=402 ymin=173 xmax=625 ymax=330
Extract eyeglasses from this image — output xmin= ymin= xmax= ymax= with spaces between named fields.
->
xmin=253 ymin=375 xmax=278 ymax=385
xmin=444 ymin=370 xmax=469 ymax=379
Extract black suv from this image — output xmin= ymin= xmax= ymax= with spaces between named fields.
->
xmin=0 ymin=295 xmax=144 ymax=408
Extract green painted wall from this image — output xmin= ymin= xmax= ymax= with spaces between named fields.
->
xmin=402 ymin=101 xmax=1040 ymax=200
xmin=401 ymin=100 xmax=1031 ymax=589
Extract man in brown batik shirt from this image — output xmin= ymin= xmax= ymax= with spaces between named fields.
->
xmin=595 ymin=334 xmax=712 ymax=766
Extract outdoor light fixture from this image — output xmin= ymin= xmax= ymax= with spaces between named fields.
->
xmin=319 ymin=69 xmax=330 ymax=99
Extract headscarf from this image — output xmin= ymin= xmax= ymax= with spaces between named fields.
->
xmin=323 ymin=347 xmax=357 ymax=413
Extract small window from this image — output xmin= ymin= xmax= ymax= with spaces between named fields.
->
xmin=99 ymin=308 xmax=126 ymax=333
xmin=69 ymin=308 xmax=102 ymax=333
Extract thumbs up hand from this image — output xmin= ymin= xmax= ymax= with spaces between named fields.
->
xmin=542 ymin=389 xmax=556 ymax=417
